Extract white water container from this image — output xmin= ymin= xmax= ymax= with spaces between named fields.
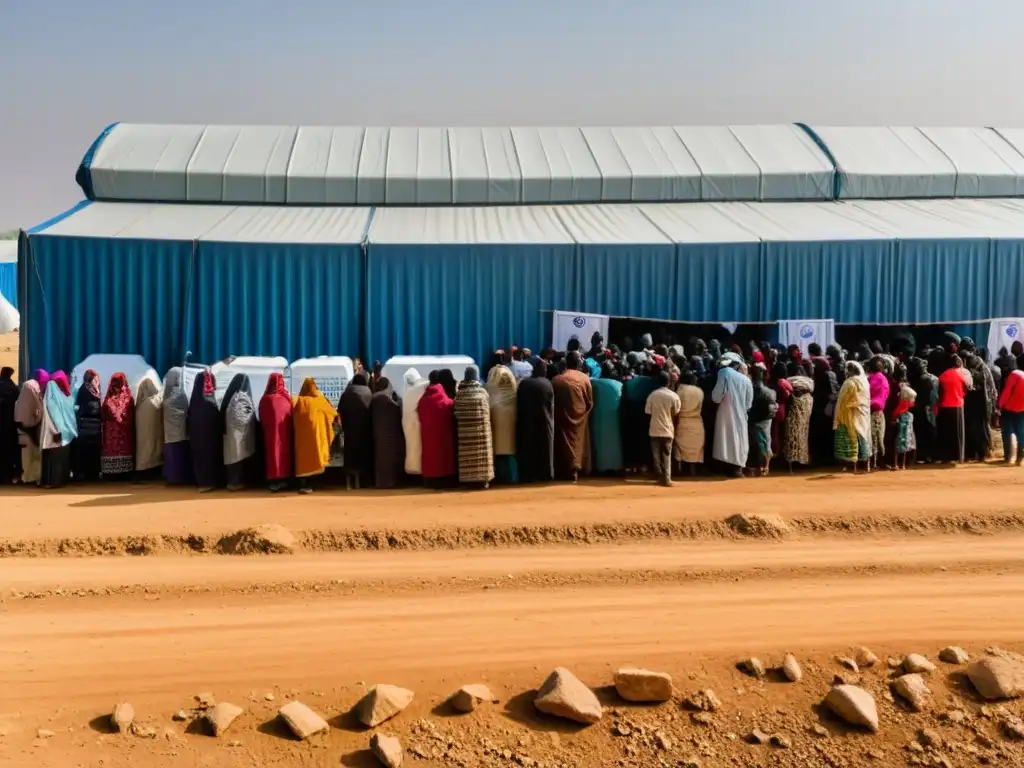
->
xmin=382 ymin=355 xmax=476 ymax=398
xmin=71 ymin=354 xmax=160 ymax=399
xmin=287 ymin=356 xmax=356 ymax=405
xmin=210 ymin=356 xmax=289 ymax=407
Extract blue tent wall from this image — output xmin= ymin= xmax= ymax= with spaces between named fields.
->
xmin=23 ymin=235 xmax=191 ymax=375
xmin=760 ymin=240 xmax=896 ymax=323
xmin=891 ymin=239 xmax=991 ymax=323
xmin=365 ymin=243 xmax=578 ymax=366
xmin=188 ymin=241 xmax=364 ymax=364
xmin=576 ymin=243 xmax=678 ymax=320
xmin=674 ymin=242 xmax=761 ymax=322
xmin=990 ymin=239 xmax=1024 ymax=319
xmin=0 ymin=263 xmax=16 ymax=309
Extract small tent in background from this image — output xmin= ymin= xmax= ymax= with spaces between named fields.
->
xmin=0 ymin=294 xmax=19 ymax=334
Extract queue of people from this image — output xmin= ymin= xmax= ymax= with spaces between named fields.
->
xmin=0 ymin=330 xmax=1023 ymax=492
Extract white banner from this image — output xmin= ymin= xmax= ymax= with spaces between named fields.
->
xmin=779 ymin=319 xmax=835 ymax=355
xmin=988 ymin=318 xmax=1024 ymax=356
xmin=552 ymin=311 xmax=610 ymax=351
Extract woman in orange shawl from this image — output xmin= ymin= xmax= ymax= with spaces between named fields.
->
xmin=292 ymin=377 xmax=337 ymax=494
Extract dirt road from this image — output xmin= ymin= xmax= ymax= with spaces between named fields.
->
xmin=2 ymin=467 xmax=1024 ymax=767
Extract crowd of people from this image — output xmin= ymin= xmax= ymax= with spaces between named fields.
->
xmin=1 ymin=329 xmax=1024 ymax=492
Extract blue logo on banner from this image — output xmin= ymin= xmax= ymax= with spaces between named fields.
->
xmin=799 ymin=324 xmax=815 ymax=340
xmin=1008 ymin=324 xmax=1020 ymax=339
xmin=573 ymin=316 xmax=586 ymax=328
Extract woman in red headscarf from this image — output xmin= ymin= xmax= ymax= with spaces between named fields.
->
xmin=101 ymin=372 xmax=135 ymax=480
xmin=416 ymin=371 xmax=457 ymax=488
xmin=259 ymin=373 xmax=293 ymax=491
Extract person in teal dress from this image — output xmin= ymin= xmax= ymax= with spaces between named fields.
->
xmin=590 ymin=361 xmax=624 ymax=473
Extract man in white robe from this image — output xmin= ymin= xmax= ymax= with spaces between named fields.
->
xmin=401 ymin=368 xmax=430 ymax=475
xmin=711 ymin=354 xmax=754 ymax=475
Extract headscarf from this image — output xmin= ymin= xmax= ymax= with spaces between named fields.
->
xmin=14 ymin=379 xmax=42 ymax=429
xmin=162 ymin=367 xmax=189 ymax=444
xmin=892 ymin=384 xmax=917 ymax=421
xmin=221 ymin=373 xmax=257 ymax=464
xmin=82 ymin=369 xmax=101 ymax=398
xmin=102 ymin=373 xmax=134 ymax=424
xmin=404 ymin=368 xmax=423 ymax=391
xmin=135 ymin=377 xmax=164 ymax=470
xmin=438 ymin=369 xmax=458 ymax=399
xmin=532 ymin=359 xmax=548 ymax=378
xmin=42 ymin=374 xmax=77 ymax=448
xmin=32 ymin=369 xmax=50 ymax=391
xmin=51 ymin=370 xmax=71 ymax=397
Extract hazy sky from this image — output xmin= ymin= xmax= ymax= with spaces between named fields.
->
xmin=3 ymin=0 xmax=1024 ymax=228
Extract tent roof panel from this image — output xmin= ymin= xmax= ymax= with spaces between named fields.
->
xmin=729 ymin=124 xmax=835 ymax=200
xmin=673 ymin=126 xmax=760 ymax=201
xmin=367 ymin=205 xmax=574 ymax=245
xmin=553 ymin=204 xmax=672 ymax=245
xmin=919 ymin=127 xmax=1024 ymax=197
xmin=808 ymin=126 xmax=957 ymax=198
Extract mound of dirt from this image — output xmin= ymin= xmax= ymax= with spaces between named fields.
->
xmin=726 ymin=513 xmax=791 ymax=539
xmin=216 ymin=524 xmax=297 ymax=555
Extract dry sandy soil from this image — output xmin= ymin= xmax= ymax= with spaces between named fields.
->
xmin=2 ymin=465 xmax=1024 ymax=767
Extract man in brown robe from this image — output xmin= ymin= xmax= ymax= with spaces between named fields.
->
xmin=552 ymin=351 xmax=594 ymax=481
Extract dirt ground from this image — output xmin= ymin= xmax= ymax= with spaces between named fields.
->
xmin=2 ymin=466 xmax=1024 ymax=767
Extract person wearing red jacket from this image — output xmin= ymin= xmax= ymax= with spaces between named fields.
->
xmin=998 ymin=358 xmax=1024 ymax=465
xmin=935 ymin=355 xmax=968 ymax=465
xmin=417 ymin=372 xmax=457 ymax=488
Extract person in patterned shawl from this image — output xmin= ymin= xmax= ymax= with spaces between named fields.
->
xmin=453 ymin=366 xmax=494 ymax=488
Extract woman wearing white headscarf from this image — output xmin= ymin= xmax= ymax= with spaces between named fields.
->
xmin=486 ymin=358 xmax=518 ymax=483
xmin=401 ymin=368 xmax=429 ymax=476
xmin=134 ymin=377 xmax=164 ymax=477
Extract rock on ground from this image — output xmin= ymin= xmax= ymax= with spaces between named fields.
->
xmin=356 ymin=685 xmax=415 ymax=728
xmin=110 ymin=702 xmax=134 ymax=733
xmin=278 ymin=701 xmax=329 ymax=740
xmin=533 ymin=668 xmax=603 ymax=725
xmin=194 ymin=692 xmax=216 ymax=710
xmin=939 ymin=646 xmax=970 ymax=665
xmin=855 ymin=647 xmax=879 ymax=668
xmin=746 ymin=727 xmax=769 ymax=745
xmin=683 ymin=689 xmax=722 ymax=712
xmin=725 ymin=513 xmax=790 ymax=538
xmin=449 ymin=684 xmax=494 ymax=713
xmin=903 ymin=653 xmax=936 ymax=674
xmin=738 ymin=657 xmax=766 ymax=678
xmin=782 ymin=654 xmax=802 ymax=683
xmin=1000 ymin=715 xmax=1024 ymax=740
xmin=218 ymin=524 xmax=297 ymax=555
xmin=837 ymin=657 xmax=859 ymax=672
xmin=967 ymin=656 xmax=1024 ymax=700
xmin=370 ymin=733 xmax=404 ymax=767
xmin=613 ymin=668 xmax=673 ymax=702
xmin=891 ymin=674 xmax=931 ymax=712
xmin=205 ymin=702 xmax=244 ymax=737
xmin=823 ymin=685 xmax=879 ymax=732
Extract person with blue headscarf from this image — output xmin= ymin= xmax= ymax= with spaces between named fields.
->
xmin=711 ymin=353 xmax=753 ymax=477
xmin=40 ymin=371 xmax=78 ymax=488
xmin=590 ymin=361 xmax=623 ymax=474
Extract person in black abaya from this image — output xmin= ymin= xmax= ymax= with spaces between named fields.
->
xmin=188 ymin=369 xmax=224 ymax=492
xmin=909 ymin=357 xmax=938 ymax=464
xmin=370 ymin=377 xmax=405 ymax=489
xmin=961 ymin=344 xmax=994 ymax=462
xmin=0 ymin=367 xmax=19 ymax=483
xmin=72 ymin=369 xmax=103 ymax=482
xmin=339 ymin=373 xmax=374 ymax=489
xmin=515 ymin=359 xmax=555 ymax=483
